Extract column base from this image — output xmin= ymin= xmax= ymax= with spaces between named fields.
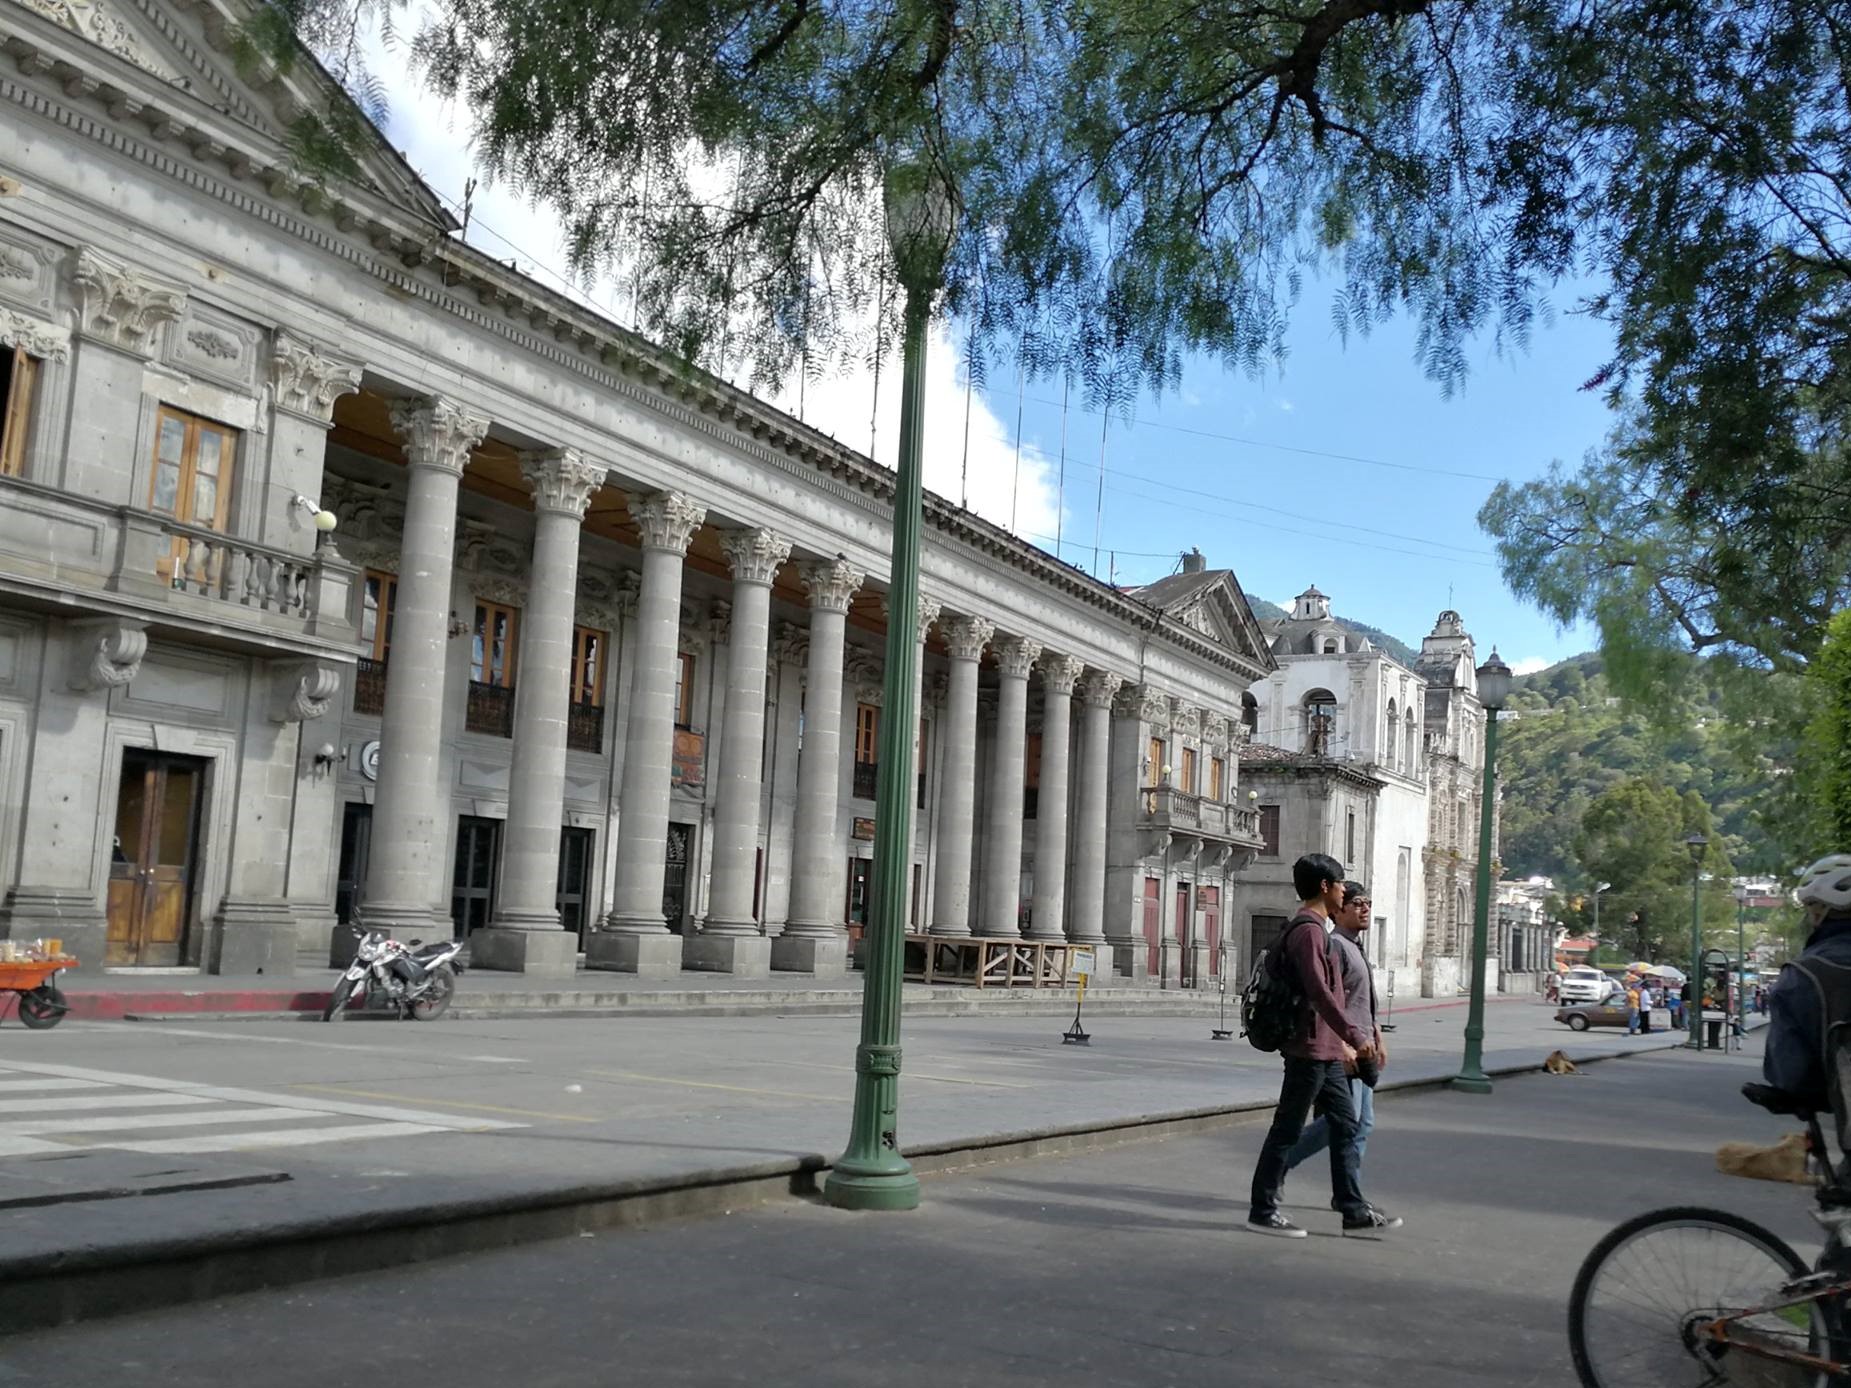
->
xmin=1105 ymin=940 xmax=1148 ymax=982
xmin=585 ymin=931 xmax=682 ymax=977
xmin=0 ymin=888 xmax=107 ymax=976
xmin=1022 ymin=928 xmax=1066 ymax=943
xmin=926 ymin=924 xmax=973 ymax=938
xmin=470 ymin=926 xmax=579 ymax=978
xmin=206 ymin=898 xmax=298 ymax=976
xmin=682 ymin=933 xmax=771 ymax=976
xmin=770 ymin=934 xmax=848 ymax=975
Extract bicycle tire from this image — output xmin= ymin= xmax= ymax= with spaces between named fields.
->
xmin=1568 ymin=1205 xmax=1832 ymax=1387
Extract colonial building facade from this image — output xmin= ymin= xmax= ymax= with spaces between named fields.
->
xmin=0 ymin=0 xmax=1272 ymax=980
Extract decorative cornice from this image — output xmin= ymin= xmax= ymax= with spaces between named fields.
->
xmin=1079 ymin=669 xmax=1124 ymax=710
xmin=1039 ymin=652 xmax=1085 ymax=698
xmin=65 ymin=616 xmax=146 ymax=692
xmin=520 ymin=447 xmax=607 ymax=519
xmin=0 ymin=306 xmax=70 ymax=360
xmin=994 ymin=635 xmax=1043 ymax=681
xmin=632 ymin=491 xmax=705 ymax=555
xmin=471 ymin=572 xmax=528 ymax=608
xmin=941 ymin=614 xmax=995 ymax=663
xmin=70 ymin=245 xmax=183 ymax=354
xmin=719 ymin=526 xmax=791 ymax=586
xmin=16 ymin=0 xmax=176 ymax=78
xmin=270 ymin=331 xmax=361 ymax=421
xmin=799 ymin=557 xmax=864 ymax=614
xmin=390 ymin=396 xmax=488 ymax=478
xmin=270 ymin=659 xmax=340 ymax=723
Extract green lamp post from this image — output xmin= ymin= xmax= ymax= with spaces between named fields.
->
xmin=822 ymin=154 xmax=960 ymax=1212
xmin=1452 ymin=649 xmax=1512 ymax=1095
xmin=1685 ymin=833 xmax=1707 ymax=1050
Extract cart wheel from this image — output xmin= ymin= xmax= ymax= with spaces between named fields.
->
xmin=18 ymin=984 xmax=67 ymax=1030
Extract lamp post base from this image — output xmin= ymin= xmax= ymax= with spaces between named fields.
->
xmin=823 ymin=1161 xmax=921 ymax=1211
xmin=1450 ymin=1073 xmax=1494 ymax=1094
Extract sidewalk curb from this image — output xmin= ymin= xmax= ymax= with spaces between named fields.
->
xmin=0 ymin=1034 xmax=1651 ymax=1336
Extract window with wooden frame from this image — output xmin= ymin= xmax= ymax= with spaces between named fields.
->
xmin=1259 ymin=804 xmax=1281 ymax=857
xmin=674 ymin=651 xmax=696 ymax=728
xmin=149 ymin=406 xmax=236 ymax=531
xmin=0 ymin=344 xmax=40 ymax=477
xmin=471 ymin=602 xmax=519 ymax=687
xmin=854 ymin=703 xmax=879 ymax=765
xmin=571 ymin=626 xmax=607 ymax=707
xmin=1148 ymin=737 xmax=1164 ymax=784
xmin=1209 ymin=756 xmax=1225 ymax=801
xmin=360 ymin=571 xmax=398 ymax=662
xmin=1179 ymin=747 xmax=1197 ymax=795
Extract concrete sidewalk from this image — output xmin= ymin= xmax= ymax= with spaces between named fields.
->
xmin=0 ymin=998 xmax=1671 ymax=1333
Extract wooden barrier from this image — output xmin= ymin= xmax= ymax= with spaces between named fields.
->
xmin=902 ymin=935 xmax=1072 ymax=988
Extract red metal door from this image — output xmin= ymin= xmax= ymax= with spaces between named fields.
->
xmin=1176 ymin=885 xmax=1193 ymax=985
xmin=1143 ymin=876 xmax=1161 ymax=975
xmin=1201 ymin=886 xmax=1222 ymax=976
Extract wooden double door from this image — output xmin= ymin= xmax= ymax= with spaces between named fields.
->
xmin=107 ymin=751 xmax=206 ymax=966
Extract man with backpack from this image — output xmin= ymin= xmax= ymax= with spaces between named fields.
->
xmin=1279 ymin=881 xmax=1383 ymax=1182
xmin=1764 ymin=854 xmax=1851 ymax=1110
xmin=1246 ymin=852 xmax=1400 ymax=1239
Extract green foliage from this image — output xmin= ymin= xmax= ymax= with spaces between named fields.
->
xmin=1798 ymin=610 xmax=1851 ymax=850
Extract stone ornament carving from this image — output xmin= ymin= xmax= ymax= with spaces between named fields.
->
xmin=799 ymin=557 xmax=864 ymax=614
xmin=71 ymin=247 xmax=184 ymax=355
xmin=65 ymin=618 xmax=147 ymax=693
xmin=16 ymin=0 xmax=177 ymax=76
xmin=0 ymin=248 xmax=31 ymax=282
xmin=270 ymin=660 xmax=341 ymax=723
xmin=914 ymin=595 xmax=943 ymax=643
xmin=927 ymin=671 xmax=950 ymax=707
xmin=707 ymin=600 xmax=732 ymax=645
xmin=271 ymin=332 xmax=362 ymax=421
xmin=775 ymin=621 xmax=810 ymax=666
xmin=1039 ymin=652 xmax=1085 ymax=697
xmin=719 ymin=527 xmax=792 ymax=586
xmin=1170 ymin=700 xmax=1203 ymax=737
xmin=456 ymin=523 xmax=527 ymax=575
xmin=632 ymin=491 xmax=705 ymax=554
xmin=940 ymin=614 xmax=995 ymax=663
xmin=1113 ymin=682 xmax=1170 ymax=728
xmin=0 ymin=307 xmax=70 ymax=361
xmin=390 ymin=396 xmax=489 ymax=478
xmin=186 ymin=328 xmax=238 ymax=360
xmin=614 ymin=570 xmax=642 ymax=618
xmin=1079 ymin=668 xmax=1124 ymax=710
xmin=845 ymin=646 xmax=883 ymax=704
xmin=993 ymin=635 xmax=1044 ymax=681
xmin=472 ymin=573 xmax=528 ymax=607
xmin=521 ymin=448 xmax=607 ymax=519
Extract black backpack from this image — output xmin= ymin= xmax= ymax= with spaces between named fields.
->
xmin=1785 ymin=956 xmax=1851 ymax=1155
xmin=1241 ymin=918 xmax=1314 ymax=1053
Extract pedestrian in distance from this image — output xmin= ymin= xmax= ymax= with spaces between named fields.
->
xmin=1247 ymin=852 xmax=1400 ymax=1240
xmin=1624 ymin=976 xmax=1642 ymax=1035
xmin=1279 ymin=881 xmax=1385 ymax=1189
xmin=1638 ymin=979 xmax=1655 ymax=1034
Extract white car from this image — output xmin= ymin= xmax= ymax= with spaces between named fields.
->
xmin=1558 ymin=966 xmax=1618 ymax=1004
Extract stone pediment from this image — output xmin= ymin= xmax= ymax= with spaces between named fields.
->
xmin=1 ymin=0 xmax=455 ymax=230
xmin=1168 ymin=575 xmax=1274 ymax=671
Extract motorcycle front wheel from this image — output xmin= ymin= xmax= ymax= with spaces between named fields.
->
xmin=322 ymin=976 xmax=356 ymax=1022
xmin=408 ymin=964 xmax=455 ymax=1022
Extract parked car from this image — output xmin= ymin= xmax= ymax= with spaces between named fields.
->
xmin=1554 ymin=998 xmax=1633 ymax=1031
xmin=1558 ymin=966 xmax=1616 ymax=1004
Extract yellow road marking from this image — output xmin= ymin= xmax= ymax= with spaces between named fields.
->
xmin=585 ymin=1070 xmax=842 ymax=1103
xmin=288 ymin=1085 xmax=600 ymax=1124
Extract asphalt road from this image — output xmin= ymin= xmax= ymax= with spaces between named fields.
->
xmin=1 ymin=1042 xmax=1809 ymax=1387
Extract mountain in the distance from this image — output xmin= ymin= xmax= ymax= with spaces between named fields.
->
xmin=1244 ymin=596 xmax=1421 ymax=667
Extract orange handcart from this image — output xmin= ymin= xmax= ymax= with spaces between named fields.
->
xmin=0 ymin=958 xmax=76 ymax=1029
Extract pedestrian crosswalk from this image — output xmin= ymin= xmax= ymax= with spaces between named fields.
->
xmin=0 ymin=1058 xmax=524 ymax=1156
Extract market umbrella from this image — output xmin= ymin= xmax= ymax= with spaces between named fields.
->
xmin=1642 ymin=964 xmax=1687 ymax=982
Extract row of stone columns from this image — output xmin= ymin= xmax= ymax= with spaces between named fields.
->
xmin=355 ymin=395 xmax=1140 ymax=975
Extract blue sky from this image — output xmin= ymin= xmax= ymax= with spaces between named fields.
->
xmin=382 ymin=85 xmax=1613 ymax=674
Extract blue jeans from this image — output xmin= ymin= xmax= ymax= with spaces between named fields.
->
xmin=1250 ymin=1056 xmax=1368 ymax=1222
xmin=1627 ymin=1007 xmax=1640 ymax=1034
xmin=1283 ymin=1076 xmax=1374 ymax=1172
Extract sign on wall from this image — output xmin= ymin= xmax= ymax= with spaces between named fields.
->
xmin=851 ymin=817 xmax=876 ymax=841
xmin=671 ymin=730 xmax=705 ymax=789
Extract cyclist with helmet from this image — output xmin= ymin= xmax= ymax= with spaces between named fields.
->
xmin=1763 ymin=854 xmax=1851 ymax=1108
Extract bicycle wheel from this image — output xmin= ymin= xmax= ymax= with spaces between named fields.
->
xmin=1569 ymin=1205 xmax=1832 ymax=1387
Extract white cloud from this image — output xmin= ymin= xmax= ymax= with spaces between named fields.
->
xmin=374 ymin=50 xmax=1064 ymax=552
xmin=1510 ymin=656 xmax=1552 ymax=676
xmin=1276 ymin=398 xmax=1296 ymax=413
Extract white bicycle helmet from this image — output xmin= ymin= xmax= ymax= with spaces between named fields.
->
xmin=1796 ymin=855 xmax=1851 ymax=913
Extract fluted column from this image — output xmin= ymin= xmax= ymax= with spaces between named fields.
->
xmin=357 ymin=398 xmax=488 ymax=947
xmin=688 ymin=527 xmax=792 ymax=974
xmin=474 ymin=449 xmax=608 ymax=976
xmin=979 ymin=635 xmax=1042 ymax=937
xmin=1027 ymin=652 xmax=1084 ymax=941
xmin=589 ymin=491 xmax=706 ymax=976
xmin=775 ymin=559 xmax=865 ymax=974
xmin=929 ymin=614 xmax=993 ymax=937
xmin=1068 ymin=668 xmax=1123 ymax=946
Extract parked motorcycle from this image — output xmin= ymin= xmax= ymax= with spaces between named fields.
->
xmin=323 ymin=928 xmax=466 ymax=1022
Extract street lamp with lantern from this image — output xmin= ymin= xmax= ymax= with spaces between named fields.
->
xmin=1733 ymin=880 xmax=1750 ymax=1047
xmin=1592 ymin=880 xmax=1610 ymax=954
xmin=1684 ymin=832 xmax=1708 ymax=1051
xmin=822 ymin=152 xmax=960 ymax=1214
xmin=1452 ymin=650 xmax=1512 ymax=1094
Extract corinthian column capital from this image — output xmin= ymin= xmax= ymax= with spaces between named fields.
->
xmin=632 ymin=491 xmax=706 ymax=554
xmin=799 ymin=557 xmax=865 ymax=614
xmin=71 ymin=246 xmax=184 ymax=355
xmin=271 ymin=332 xmax=362 ymax=421
xmin=390 ymin=397 xmax=490 ymax=477
xmin=884 ymin=592 xmax=944 ymax=643
xmin=1079 ymin=668 xmax=1125 ymax=709
xmin=520 ymin=448 xmax=608 ymax=519
xmin=1039 ymin=652 xmax=1086 ymax=697
xmin=994 ymin=635 xmax=1043 ymax=681
xmin=720 ymin=527 xmax=792 ymax=585
xmin=941 ymin=614 xmax=995 ymax=663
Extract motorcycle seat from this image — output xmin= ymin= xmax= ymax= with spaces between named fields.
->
xmin=411 ymin=941 xmax=454 ymax=960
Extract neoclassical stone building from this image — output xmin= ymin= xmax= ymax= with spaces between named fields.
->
xmin=0 ymin=0 xmax=1273 ymax=979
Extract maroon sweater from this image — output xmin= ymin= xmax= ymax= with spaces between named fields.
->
xmin=1279 ymin=908 xmax=1374 ymax=1061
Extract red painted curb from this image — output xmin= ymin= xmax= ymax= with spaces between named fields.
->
xmin=56 ymin=989 xmax=332 ymax=1021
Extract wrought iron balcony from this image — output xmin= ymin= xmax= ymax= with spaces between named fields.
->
xmin=566 ymin=698 xmax=604 ymax=753
xmin=852 ymin=760 xmax=879 ymax=801
xmin=466 ymin=681 xmax=516 ymax=737
xmin=352 ymin=657 xmax=387 ymax=715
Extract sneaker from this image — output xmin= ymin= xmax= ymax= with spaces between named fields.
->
xmin=1341 ymin=1207 xmax=1403 ymax=1236
xmin=1247 ymin=1212 xmax=1308 ymax=1239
